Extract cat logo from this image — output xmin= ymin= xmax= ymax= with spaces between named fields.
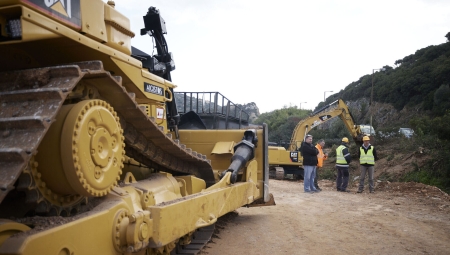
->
xmin=290 ymin=151 xmax=298 ymax=162
xmin=319 ymin=115 xmax=332 ymax=121
xmin=45 ymin=0 xmax=73 ymax=18
xmin=24 ymin=0 xmax=81 ymax=28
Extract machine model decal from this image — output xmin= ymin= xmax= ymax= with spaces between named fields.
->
xmin=144 ymin=82 xmax=164 ymax=96
xmin=311 ymin=115 xmax=332 ymax=129
xmin=311 ymin=120 xmax=322 ymax=129
xmin=290 ymin=151 xmax=298 ymax=162
xmin=23 ymin=0 xmax=81 ymax=28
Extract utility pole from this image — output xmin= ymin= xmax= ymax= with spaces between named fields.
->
xmin=324 ymin=91 xmax=333 ymax=102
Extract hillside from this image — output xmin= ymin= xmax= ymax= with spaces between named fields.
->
xmin=322 ymin=42 xmax=450 ymax=114
xmin=250 ymin=40 xmax=450 ymax=193
xmin=240 ymin=41 xmax=450 ymax=128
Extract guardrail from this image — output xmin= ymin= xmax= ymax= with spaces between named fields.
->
xmin=175 ymin=91 xmax=249 ymax=129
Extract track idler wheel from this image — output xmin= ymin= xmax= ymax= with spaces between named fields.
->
xmin=35 ymin=100 xmax=125 ymax=202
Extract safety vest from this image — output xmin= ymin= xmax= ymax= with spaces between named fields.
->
xmin=359 ymin=146 xmax=375 ymax=165
xmin=336 ymin=145 xmax=347 ymax=164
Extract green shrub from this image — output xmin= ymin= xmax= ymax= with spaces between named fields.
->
xmin=328 ymin=144 xmax=338 ymax=157
xmin=387 ymin=154 xmax=394 ymax=161
xmin=377 ymin=172 xmax=394 ymax=182
xmin=401 ymin=155 xmax=450 ymax=193
xmin=319 ymin=167 xmax=335 ymax=180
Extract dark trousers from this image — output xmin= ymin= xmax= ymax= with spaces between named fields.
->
xmin=336 ymin=166 xmax=349 ymax=191
xmin=314 ymin=167 xmax=321 ymax=188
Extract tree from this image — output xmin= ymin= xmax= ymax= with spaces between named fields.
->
xmin=433 ymin=84 xmax=450 ymax=115
xmin=253 ymin=107 xmax=309 ymax=143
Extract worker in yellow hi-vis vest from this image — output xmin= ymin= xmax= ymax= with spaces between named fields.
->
xmin=336 ymin=137 xmax=351 ymax=192
xmin=357 ymin=136 xmax=379 ymax=193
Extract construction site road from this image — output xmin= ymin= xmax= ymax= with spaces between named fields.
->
xmin=200 ymin=179 xmax=450 ymax=255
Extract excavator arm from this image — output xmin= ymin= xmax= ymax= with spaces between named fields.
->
xmin=288 ymin=99 xmax=363 ymax=151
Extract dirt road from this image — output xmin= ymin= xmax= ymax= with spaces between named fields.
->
xmin=200 ymin=179 xmax=450 ymax=255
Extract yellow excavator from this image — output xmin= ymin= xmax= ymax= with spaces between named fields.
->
xmin=268 ymin=99 xmax=374 ymax=180
xmin=0 ymin=1 xmax=273 ymax=254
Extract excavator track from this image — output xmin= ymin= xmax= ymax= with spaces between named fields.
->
xmin=0 ymin=61 xmax=215 ymax=205
xmin=275 ymin=167 xmax=285 ymax=180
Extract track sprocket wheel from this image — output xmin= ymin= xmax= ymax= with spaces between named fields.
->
xmin=33 ymin=99 xmax=125 ymax=210
xmin=61 ymin=99 xmax=125 ymax=197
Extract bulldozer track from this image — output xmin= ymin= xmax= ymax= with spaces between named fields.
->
xmin=0 ymin=61 xmax=215 ymax=204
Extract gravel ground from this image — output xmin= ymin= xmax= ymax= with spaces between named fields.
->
xmin=200 ymin=179 xmax=450 ymax=255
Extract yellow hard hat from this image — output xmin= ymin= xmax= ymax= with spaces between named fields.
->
xmin=342 ymin=137 xmax=349 ymax=143
xmin=363 ymin=136 xmax=370 ymax=141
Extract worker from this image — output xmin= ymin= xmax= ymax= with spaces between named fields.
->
xmin=300 ymin=134 xmax=319 ymax=193
xmin=336 ymin=137 xmax=351 ymax=192
xmin=357 ymin=136 xmax=378 ymax=193
xmin=314 ymin=139 xmax=328 ymax=191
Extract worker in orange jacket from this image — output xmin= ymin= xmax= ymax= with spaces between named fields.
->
xmin=314 ymin=139 xmax=328 ymax=191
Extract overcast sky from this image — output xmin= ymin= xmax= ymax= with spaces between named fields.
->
xmin=106 ymin=0 xmax=450 ymax=113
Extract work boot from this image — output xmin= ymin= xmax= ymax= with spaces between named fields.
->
xmin=357 ymin=190 xmax=363 ymax=193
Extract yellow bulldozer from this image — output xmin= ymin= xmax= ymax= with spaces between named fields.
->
xmin=0 ymin=1 xmax=273 ymax=254
xmin=268 ymin=99 xmax=375 ymax=180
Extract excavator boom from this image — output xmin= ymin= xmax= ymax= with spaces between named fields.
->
xmin=288 ymin=99 xmax=363 ymax=151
